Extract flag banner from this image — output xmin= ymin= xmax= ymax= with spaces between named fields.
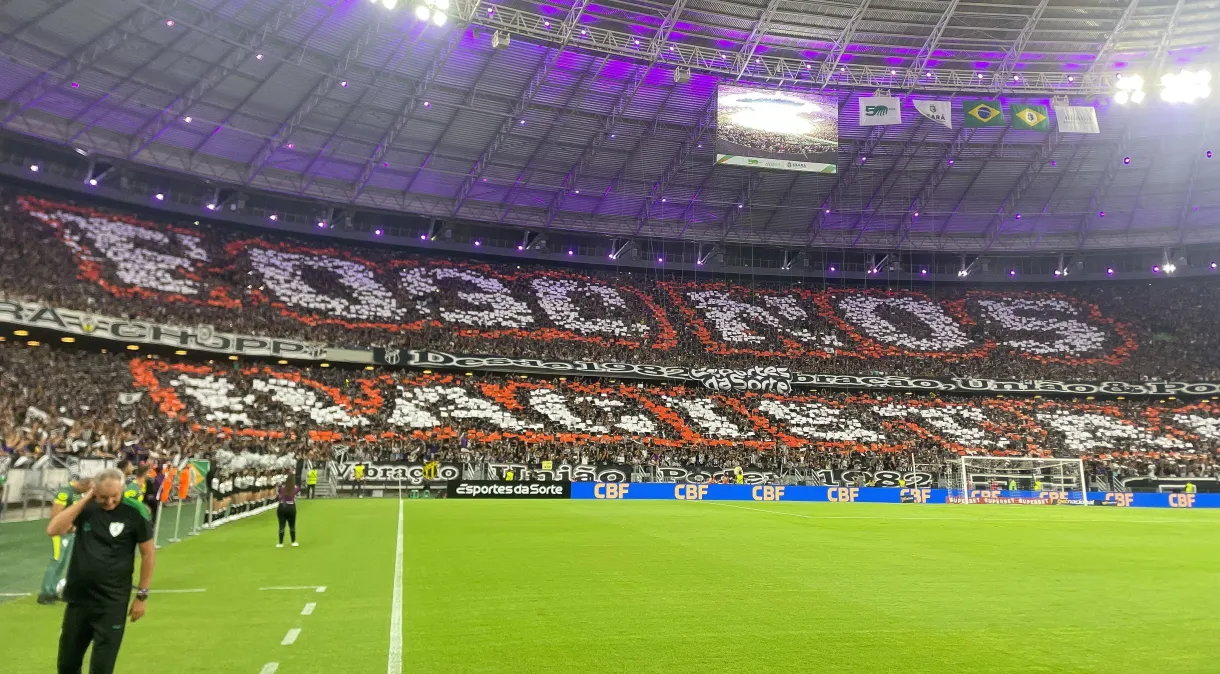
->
xmin=1011 ymin=103 xmax=1050 ymax=131
xmin=117 ymin=392 xmax=144 ymax=405
xmin=1054 ymin=105 xmax=1100 ymax=133
xmin=858 ymin=96 xmax=902 ymax=126
xmin=963 ymin=100 xmax=1004 ymax=127
xmin=913 ymin=100 xmax=951 ymax=129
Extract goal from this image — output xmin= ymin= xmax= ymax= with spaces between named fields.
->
xmin=949 ymin=456 xmax=1089 ymax=505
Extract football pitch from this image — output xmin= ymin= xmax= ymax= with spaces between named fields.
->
xmin=2 ymin=499 xmax=1219 ymax=673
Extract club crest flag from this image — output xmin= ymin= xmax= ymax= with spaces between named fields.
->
xmin=963 ymin=100 xmax=1004 ymax=127
xmin=859 ymin=96 xmax=902 ymax=126
xmin=913 ymin=100 xmax=951 ymax=129
xmin=1011 ymin=103 xmax=1050 ymax=131
xmin=1054 ymin=105 xmax=1100 ymax=133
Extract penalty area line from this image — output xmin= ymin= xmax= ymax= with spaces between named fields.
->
xmin=281 ymin=628 xmax=301 ymax=646
xmin=301 ymin=602 xmax=316 ymax=616
xmin=258 ymin=664 xmax=279 ymax=674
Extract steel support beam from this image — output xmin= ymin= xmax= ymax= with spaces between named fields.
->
xmin=979 ymin=131 xmax=1061 ymax=249
xmin=450 ymin=0 xmax=592 ymax=216
xmin=0 ymin=0 xmax=76 ymax=53
xmin=1176 ymin=113 xmax=1215 ymax=243
xmin=244 ymin=20 xmax=384 ymax=185
xmin=350 ymin=8 xmax=476 ymax=203
xmin=1154 ymin=0 xmax=1185 ymax=74
xmin=591 ymin=84 xmax=685 ymax=216
xmin=628 ymin=98 xmax=715 ymax=236
xmin=796 ymin=97 xmax=879 ymax=245
xmin=1074 ymin=128 xmax=1132 ymax=249
xmin=734 ymin=0 xmax=783 ymax=80
xmin=994 ymin=0 xmax=1050 ymax=88
xmin=540 ymin=0 xmax=687 ymax=228
xmin=127 ymin=0 xmax=315 ymax=160
xmin=888 ymin=126 xmax=973 ymax=246
xmin=819 ymin=0 xmax=871 ymax=91
xmin=717 ymin=172 xmax=763 ymax=242
xmin=908 ymin=0 xmax=960 ymax=82
xmin=1087 ymin=0 xmax=1141 ymax=75
xmin=2 ymin=2 xmax=175 ymax=124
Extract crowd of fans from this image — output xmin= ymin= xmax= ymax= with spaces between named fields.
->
xmin=1 ymin=341 xmax=1217 ymax=488
xmin=4 ymin=187 xmax=1220 ymax=383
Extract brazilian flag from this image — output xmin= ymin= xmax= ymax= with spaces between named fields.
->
xmin=963 ymin=100 xmax=1004 ymax=128
xmin=1011 ymin=103 xmax=1050 ymax=131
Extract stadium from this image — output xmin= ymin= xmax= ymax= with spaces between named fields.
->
xmin=1 ymin=0 xmax=1220 ymax=671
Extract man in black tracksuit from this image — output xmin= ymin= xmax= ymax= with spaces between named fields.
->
xmin=47 ymin=468 xmax=156 ymax=674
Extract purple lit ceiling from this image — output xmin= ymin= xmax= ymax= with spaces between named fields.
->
xmin=1 ymin=0 xmax=1219 ymax=252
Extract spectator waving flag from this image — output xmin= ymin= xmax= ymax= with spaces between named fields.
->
xmin=858 ymin=96 xmax=902 ymax=126
xmin=963 ymin=100 xmax=1004 ymax=127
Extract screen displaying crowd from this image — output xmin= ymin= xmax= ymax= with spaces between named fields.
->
xmin=1 ymin=341 xmax=1217 ymax=486
xmin=5 ymin=189 xmax=1220 ymax=384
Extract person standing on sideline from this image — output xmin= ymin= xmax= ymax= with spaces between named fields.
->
xmin=276 ymin=474 xmax=302 ymax=548
xmin=38 ymin=476 xmax=93 ymax=604
xmin=48 ymin=468 xmax=154 ymax=674
xmin=306 ymin=467 xmax=318 ymax=499
xmin=116 ymin=460 xmax=141 ymax=502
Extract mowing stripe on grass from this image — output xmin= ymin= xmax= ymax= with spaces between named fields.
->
xmin=258 ymin=663 xmax=279 ymax=674
xmin=148 ymin=588 xmax=207 ymax=594
xmin=281 ymin=628 xmax=300 ymax=646
xmin=301 ymin=602 xmax=316 ymax=616
xmin=388 ymin=498 xmax=404 ymax=674
xmin=260 ymin=586 xmax=322 ymax=591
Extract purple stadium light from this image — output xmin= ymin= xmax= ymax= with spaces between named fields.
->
xmin=829 ymin=266 xmax=837 ymax=272
xmin=920 ymin=269 xmax=928 ymax=275
xmin=1009 ymin=270 xmax=1016 ymax=277
xmin=1013 ymin=75 xmax=1020 ymax=81
xmin=423 ymin=101 xmax=430 ymax=107
xmin=947 ymin=159 xmax=954 ymax=165
xmin=657 ymin=257 xmax=664 ymax=263
xmin=256 ymin=53 xmax=263 ymax=60
xmin=517 ymin=245 xmax=524 ymax=251
xmin=29 ymin=164 xmax=38 ymax=172
xmin=374 ymin=229 xmax=382 ymax=236
xmin=340 ymin=81 xmax=347 ymax=88
xmin=474 ymin=240 xmax=481 ymax=247
xmin=913 ymin=212 xmax=919 ymax=217
xmin=71 ymin=82 xmax=79 ymax=88
xmin=824 ymin=209 xmax=830 ymax=214
xmin=1054 ymin=270 xmax=1062 ymax=276
xmin=1123 ymin=156 xmax=1130 ymax=164
xmin=696 ymin=260 xmax=703 ymax=266
xmin=419 ymin=234 xmax=427 ymax=240
xmin=544 ymin=20 xmax=550 ymax=28
xmin=581 ymin=29 xmax=587 ymax=36
xmin=567 ymin=250 xmax=573 ymax=256
xmin=88 ymin=179 xmax=97 ymax=186
xmin=166 ymin=19 xmax=174 ymax=26
xmin=269 ymin=214 xmax=278 ymax=221
xmin=1106 ymin=268 xmax=1115 ymax=275
xmin=1050 ymin=160 xmax=1056 ymax=167
xmin=205 ymin=203 xmax=215 ymax=210
xmin=1068 ymin=75 xmax=1074 ymax=82
xmin=154 ymin=193 xmax=164 ymax=200
xmin=1099 ymin=211 xmax=1105 ymax=217
xmin=1015 ymin=213 xmax=1021 ymax=219
xmin=1153 ymin=265 xmax=1161 ymax=273
xmin=1208 ymin=151 xmax=1213 ymax=158
xmin=661 ymin=198 xmax=666 ymax=202
xmin=183 ymin=116 xmax=192 ymax=123
xmin=286 ymin=143 xmax=294 ymax=149
xmin=1212 ymin=262 xmax=1218 ymax=269
xmin=317 ymin=221 xmax=326 ymax=228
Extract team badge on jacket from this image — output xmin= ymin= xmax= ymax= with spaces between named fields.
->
xmin=109 ymin=522 xmax=125 ymax=537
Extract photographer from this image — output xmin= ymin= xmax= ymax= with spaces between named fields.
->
xmin=47 ymin=468 xmax=155 ymax=674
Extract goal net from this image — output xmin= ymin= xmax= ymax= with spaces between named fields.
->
xmin=948 ymin=456 xmax=1089 ymax=505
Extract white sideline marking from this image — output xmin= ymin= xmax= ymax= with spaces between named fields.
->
xmin=148 ymin=588 xmax=207 ymax=594
xmin=259 ymin=663 xmax=279 ymax=674
xmin=260 ymin=586 xmax=321 ymax=591
xmin=281 ymin=628 xmax=301 ymax=646
xmin=703 ymin=501 xmax=1212 ymax=524
xmin=388 ymin=498 xmax=404 ymax=674
xmin=301 ymin=602 xmax=316 ymax=616
xmin=0 ymin=593 xmax=32 ymax=597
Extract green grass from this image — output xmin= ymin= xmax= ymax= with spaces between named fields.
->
xmin=2 ymin=499 xmax=1219 ymax=672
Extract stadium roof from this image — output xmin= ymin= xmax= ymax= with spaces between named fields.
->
xmin=2 ymin=0 xmax=1220 ymax=253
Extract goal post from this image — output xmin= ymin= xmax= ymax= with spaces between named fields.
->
xmin=949 ymin=456 xmax=1089 ymax=505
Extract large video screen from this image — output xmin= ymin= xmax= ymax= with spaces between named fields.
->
xmin=715 ymin=84 xmax=838 ymax=174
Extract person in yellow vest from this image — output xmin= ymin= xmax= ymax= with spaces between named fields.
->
xmin=734 ymin=466 xmax=744 ymax=485
xmin=898 ymin=477 xmax=907 ymax=488
xmin=352 ymin=463 xmax=365 ymax=498
xmin=1184 ymin=482 xmax=1197 ymax=494
xmin=1008 ymin=478 xmax=1017 ymax=491
xmin=504 ymin=468 xmax=514 ymax=482
xmin=306 ymin=468 xmax=318 ymax=499
xmin=1034 ymin=479 xmax=1043 ymax=491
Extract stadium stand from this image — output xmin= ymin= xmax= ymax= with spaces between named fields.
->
xmin=3 ymin=188 xmax=1220 ymax=383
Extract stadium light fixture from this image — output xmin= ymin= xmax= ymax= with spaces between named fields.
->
xmin=29 ymin=164 xmax=38 ymax=172
xmin=374 ymin=229 xmax=382 ymax=236
xmin=1106 ymin=268 xmax=1114 ymax=275
xmin=1160 ymin=69 xmax=1210 ymax=104
xmin=183 ymin=116 xmax=192 ymax=123
xmin=205 ymin=203 xmax=215 ymax=210
xmin=1009 ymin=270 xmax=1016 ymax=277
xmin=1164 ymin=262 xmax=1177 ymax=273
xmin=1152 ymin=265 xmax=1160 ymax=273
xmin=920 ymin=269 xmax=927 ymax=275
xmin=256 ymin=53 xmax=264 ymax=60
xmin=1211 ymin=262 xmax=1217 ymax=269
xmin=269 ymin=214 xmax=278 ymax=221
xmin=88 ymin=179 xmax=97 ymax=186
xmin=1054 ymin=269 xmax=1062 ymax=276
xmin=166 ymin=19 xmax=174 ymax=26
xmin=1114 ymin=73 xmax=1145 ymax=104
xmin=154 ymin=193 xmax=164 ymax=200
xmin=828 ymin=266 xmax=836 ymax=272
xmin=1123 ymin=156 xmax=1130 ymax=164
xmin=568 ymin=250 xmax=573 ymax=256
xmin=474 ymin=240 xmax=481 ymax=246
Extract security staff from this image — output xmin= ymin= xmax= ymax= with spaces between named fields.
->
xmin=1185 ymin=482 xmax=1197 ymax=494
xmin=39 ymin=477 xmax=93 ymax=604
xmin=1008 ymin=479 xmax=1017 ymax=491
xmin=306 ymin=468 xmax=318 ymax=499
xmin=505 ymin=468 xmax=515 ymax=482
xmin=48 ymin=468 xmax=155 ymax=674
xmin=352 ymin=463 xmax=366 ymax=498
xmin=1034 ymin=480 xmax=1043 ymax=491
xmin=116 ymin=460 xmax=142 ymax=502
